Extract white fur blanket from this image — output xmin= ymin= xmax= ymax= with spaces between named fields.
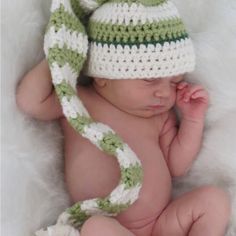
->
xmin=2 ymin=0 xmax=236 ymax=235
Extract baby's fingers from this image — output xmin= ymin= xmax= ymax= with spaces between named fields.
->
xmin=182 ymin=85 xmax=204 ymax=101
xmin=191 ymin=90 xmax=209 ymax=100
xmin=177 ymin=81 xmax=189 ymax=90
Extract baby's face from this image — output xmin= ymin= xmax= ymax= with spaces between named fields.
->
xmin=93 ymin=75 xmax=184 ymax=118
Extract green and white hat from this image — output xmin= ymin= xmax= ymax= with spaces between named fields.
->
xmin=84 ymin=0 xmax=195 ymax=79
xmin=36 ymin=0 xmax=195 ymax=235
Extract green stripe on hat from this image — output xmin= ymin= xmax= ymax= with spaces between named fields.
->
xmin=47 ymin=46 xmax=86 ymax=74
xmin=89 ymin=33 xmax=189 ymax=48
xmin=71 ymin=0 xmax=87 ymax=19
xmin=46 ymin=4 xmax=86 ymax=34
xmin=88 ymin=18 xmax=187 ymax=44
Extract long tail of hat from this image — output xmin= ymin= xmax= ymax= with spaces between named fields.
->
xmin=35 ymin=0 xmax=143 ymax=234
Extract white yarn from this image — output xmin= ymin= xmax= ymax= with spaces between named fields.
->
xmin=80 ymin=200 xmax=106 ymax=215
xmin=35 ymin=225 xmax=80 ymax=236
xmin=50 ymin=0 xmax=74 ymax=14
xmin=109 ymin=184 xmax=142 ymax=205
xmin=50 ymin=63 xmax=78 ymax=87
xmin=44 ymin=26 xmax=88 ymax=57
xmin=116 ymin=145 xmax=141 ymax=168
xmin=79 ymin=0 xmax=99 ymax=13
xmin=85 ymin=38 xmax=195 ymax=79
xmin=61 ymin=96 xmax=90 ymax=118
xmin=90 ymin=1 xmax=180 ymax=25
xmin=35 ymin=212 xmax=80 ymax=236
xmin=82 ymin=123 xmax=115 ymax=144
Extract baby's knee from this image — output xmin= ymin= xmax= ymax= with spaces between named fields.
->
xmin=197 ymin=185 xmax=231 ymax=220
xmin=81 ymin=215 xmax=112 ymax=234
xmin=80 ymin=215 xmax=135 ymax=236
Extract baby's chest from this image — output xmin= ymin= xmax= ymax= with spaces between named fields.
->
xmin=63 ymin=110 xmax=165 ymax=166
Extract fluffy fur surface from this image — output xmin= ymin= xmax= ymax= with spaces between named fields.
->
xmin=2 ymin=0 xmax=236 ymax=235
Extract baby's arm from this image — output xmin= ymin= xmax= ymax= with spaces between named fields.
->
xmin=16 ymin=59 xmax=63 ymax=120
xmin=159 ymin=82 xmax=209 ymax=177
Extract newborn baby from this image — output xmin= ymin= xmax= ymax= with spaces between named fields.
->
xmin=17 ymin=60 xmax=230 ymax=236
xmin=16 ymin=0 xmax=231 ymax=235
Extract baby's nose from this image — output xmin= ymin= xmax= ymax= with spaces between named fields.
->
xmin=153 ymin=81 xmax=171 ymax=98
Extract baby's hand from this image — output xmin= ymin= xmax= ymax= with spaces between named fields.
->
xmin=176 ymin=82 xmax=209 ymax=121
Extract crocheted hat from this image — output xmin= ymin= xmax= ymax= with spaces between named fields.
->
xmin=83 ymin=0 xmax=195 ymax=79
xmin=36 ymin=0 xmax=195 ymax=235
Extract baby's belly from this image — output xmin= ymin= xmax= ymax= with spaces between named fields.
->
xmin=65 ymin=146 xmax=172 ymax=228
xmin=115 ymin=153 xmax=172 ymax=228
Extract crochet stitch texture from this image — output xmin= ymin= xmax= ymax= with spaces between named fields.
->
xmin=36 ymin=0 xmax=195 ymax=235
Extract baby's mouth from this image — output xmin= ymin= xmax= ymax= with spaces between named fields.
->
xmin=147 ymin=104 xmax=165 ymax=109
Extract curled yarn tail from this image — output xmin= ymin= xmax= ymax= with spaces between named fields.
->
xmin=35 ymin=213 xmax=80 ymax=236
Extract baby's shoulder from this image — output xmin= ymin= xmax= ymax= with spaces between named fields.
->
xmin=76 ymin=85 xmax=101 ymax=112
xmin=76 ymin=84 xmax=94 ymax=101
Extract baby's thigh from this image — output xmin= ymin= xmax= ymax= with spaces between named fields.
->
xmin=80 ymin=215 xmax=135 ymax=236
xmin=151 ymin=186 xmax=230 ymax=236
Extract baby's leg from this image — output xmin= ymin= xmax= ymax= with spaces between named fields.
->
xmin=152 ymin=186 xmax=231 ymax=236
xmin=80 ymin=215 xmax=135 ymax=236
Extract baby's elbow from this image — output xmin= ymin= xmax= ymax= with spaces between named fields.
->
xmin=16 ymin=99 xmax=34 ymax=120
xmin=16 ymin=88 xmax=63 ymax=121
xmin=16 ymin=88 xmax=33 ymax=115
xmin=16 ymin=87 xmax=42 ymax=119
xmin=16 ymin=89 xmax=28 ymax=113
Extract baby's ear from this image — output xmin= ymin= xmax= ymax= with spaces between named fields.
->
xmin=94 ymin=77 xmax=107 ymax=87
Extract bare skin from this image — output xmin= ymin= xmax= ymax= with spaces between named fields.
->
xmin=16 ymin=59 xmax=231 ymax=236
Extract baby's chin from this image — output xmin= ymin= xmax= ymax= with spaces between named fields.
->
xmin=124 ymin=108 xmax=169 ymax=118
xmin=112 ymin=102 xmax=174 ymax=118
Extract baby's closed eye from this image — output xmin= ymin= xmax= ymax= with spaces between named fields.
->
xmin=143 ymin=78 xmax=156 ymax=82
xmin=171 ymin=81 xmax=179 ymax=86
